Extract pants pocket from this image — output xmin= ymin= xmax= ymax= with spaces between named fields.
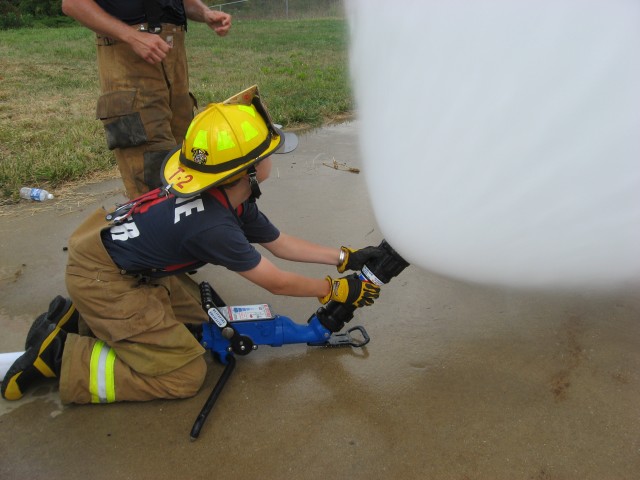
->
xmin=96 ymin=90 xmax=148 ymax=150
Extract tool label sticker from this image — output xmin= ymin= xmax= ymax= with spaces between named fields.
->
xmin=207 ymin=307 xmax=228 ymax=328
xmin=224 ymin=304 xmax=273 ymax=321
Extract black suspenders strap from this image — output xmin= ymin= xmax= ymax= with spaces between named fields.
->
xmin=142 ymin=0 xmax=164 ymax=33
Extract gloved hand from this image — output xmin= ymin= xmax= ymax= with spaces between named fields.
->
xmin=337 ymin=245 xmax=385 ymax=273
xmin=319 ymin=275 xmax=381 ymax=307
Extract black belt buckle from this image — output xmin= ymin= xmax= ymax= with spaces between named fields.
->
xmin=139 ymin=23 xmax=162 ymax=34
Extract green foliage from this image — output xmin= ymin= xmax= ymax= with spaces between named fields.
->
xmin=0 ymin=1 xmax=27 ymax=29
xmin=0 ymin=0 xmax=64 ymax=29
xmin=0 ymin=13 xmax=25 ymax=30
xmin=16 ymin=0 xmax=62 ymax=16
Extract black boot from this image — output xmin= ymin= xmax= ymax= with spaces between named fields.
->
xmin=25 ymin=296 xmax=78 ymax=350
xmin=2 ymin=322 xmax=67 ymax=401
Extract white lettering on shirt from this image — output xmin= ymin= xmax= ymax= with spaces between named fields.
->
xmin=174 ymin=196 xmax=204 ymax=224
xmin=110 ymin=221 xmax=140 ymax=241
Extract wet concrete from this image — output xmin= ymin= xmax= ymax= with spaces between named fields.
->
xmin=1 ymin=123 xmax=639 ymax=479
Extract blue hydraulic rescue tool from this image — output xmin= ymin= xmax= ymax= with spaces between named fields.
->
xmin=190 ymin=240 xmax=409 ymax=440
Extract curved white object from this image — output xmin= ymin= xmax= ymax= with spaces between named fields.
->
xmin=347 ymin=0 xmax=640 ymax=289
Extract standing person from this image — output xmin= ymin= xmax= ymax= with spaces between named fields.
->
xmin=62 ymin=0 xmax=232 ymax=323
xmin=61 ymin=0 xmax=232 ymax=199
xmin=1 ymin=86 xmax=384 ymax=404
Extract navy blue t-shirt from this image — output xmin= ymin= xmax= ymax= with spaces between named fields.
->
xmin=96 ymin=0 xmax=186 ymax=26
xmin=102 ymin=189 xmax=280 ymax=276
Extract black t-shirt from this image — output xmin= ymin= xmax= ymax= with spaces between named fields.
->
xmin=96 ymin=0 xmax=186 ymax=26
xmin=102 ymin=189 xmax=280 ymax=277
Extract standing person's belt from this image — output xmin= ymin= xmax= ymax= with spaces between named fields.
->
xmin=135 ymin=23 xmax=186 ymax=33
xmin=96 ymin=23 xmax=186 ymax=46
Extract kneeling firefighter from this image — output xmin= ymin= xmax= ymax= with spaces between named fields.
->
xmin=1 ymin=86 xmax=384 ymax=403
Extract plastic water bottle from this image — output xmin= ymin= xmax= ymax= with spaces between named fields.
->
xmin=20 ymin=187 xmax=54 ymax=202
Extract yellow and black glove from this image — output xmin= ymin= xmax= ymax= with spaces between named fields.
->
xmin=337 ymin=246 xmax=385 ymax=274
xmin=319 ymin=275 xmax=381 ymax=307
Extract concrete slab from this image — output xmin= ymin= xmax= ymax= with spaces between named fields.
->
xmin=1 ymin=123 xmax=639 ymax=479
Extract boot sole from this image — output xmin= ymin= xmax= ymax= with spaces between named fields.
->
xmin=1 ymin=324 xmax=62 ymax=400
xmin=1 ymin=348 xmax=39 ymax=401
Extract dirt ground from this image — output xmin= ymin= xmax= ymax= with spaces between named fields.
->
xmin=1 ymin=123 xmax=639 ymax=480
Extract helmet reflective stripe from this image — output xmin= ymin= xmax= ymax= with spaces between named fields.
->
xmin=241 ymin=121 xmax=259 ymax=141
xmin=193 ymin=130 xmax=209 ymax=150
xmin=216 ymin=130 xmax=236 ymax=151
xmin=89 ymin=340 xmax=116 ymax=404
xmin=237 ymin=105 xmax=255 ymax=117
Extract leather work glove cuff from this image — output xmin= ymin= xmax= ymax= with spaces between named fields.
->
xmin=318 ymin=275 xmax=381 ymax=308
xmin=337 ymin=246 xmax=386 ymax=274
xmin=319 ymin=276 xmax=335 ymax=305
xmin=337 ymin=247 xmax=354 ymax=273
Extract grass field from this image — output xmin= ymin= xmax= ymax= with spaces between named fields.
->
xmin=0 ymin=17 xmax=352 ymax=203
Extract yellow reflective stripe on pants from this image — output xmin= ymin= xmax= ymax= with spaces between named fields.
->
xmin=89 ymin=340 xmax=116 ymax=403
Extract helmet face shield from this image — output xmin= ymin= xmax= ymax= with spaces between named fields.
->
xmin=161 ymin=85 xmax=297 ymax=197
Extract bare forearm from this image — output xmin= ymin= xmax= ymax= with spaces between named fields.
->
xmin=238 ymin=257 xmax=331 ymax=298
xmin=183 ymin=0 xmax=232 ymax=35
xmin=266 ymin=272 xmax=330 ymax=298
xmin=62 ymin=0 xmax=172 ymax=63
xmin=183 ymin=0 xmax=210 ymax=22
xmin=262 ymin=233 xmax=341 ymax=266
xmin=62 ymin=0 xmax=135 ymax=41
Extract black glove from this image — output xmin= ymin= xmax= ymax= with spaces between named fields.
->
xmin=319 ymin=275 xmax=381 ymax=307
xmin=337 ymin=246 xmax=385 ymax=273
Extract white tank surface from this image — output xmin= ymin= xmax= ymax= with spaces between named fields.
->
xmin=347 ymin=0 xmax=640 ymax=290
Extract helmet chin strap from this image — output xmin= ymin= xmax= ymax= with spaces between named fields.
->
xmin=247 ymin=165 xmax=262 ymax=202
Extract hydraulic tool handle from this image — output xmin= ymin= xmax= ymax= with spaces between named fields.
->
xmin=200 ymin=281 xmax=216 ymax=311
xmin=190 ymin=353 xmax=236 ymax=441
xmin=200 ymin=281 xmax=227 ymax=312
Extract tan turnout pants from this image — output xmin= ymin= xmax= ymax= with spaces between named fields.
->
xmin=61 ymin=208 xmax=207 ymax=404
xmin=95 ymin=24 xmax=196 ymax=199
